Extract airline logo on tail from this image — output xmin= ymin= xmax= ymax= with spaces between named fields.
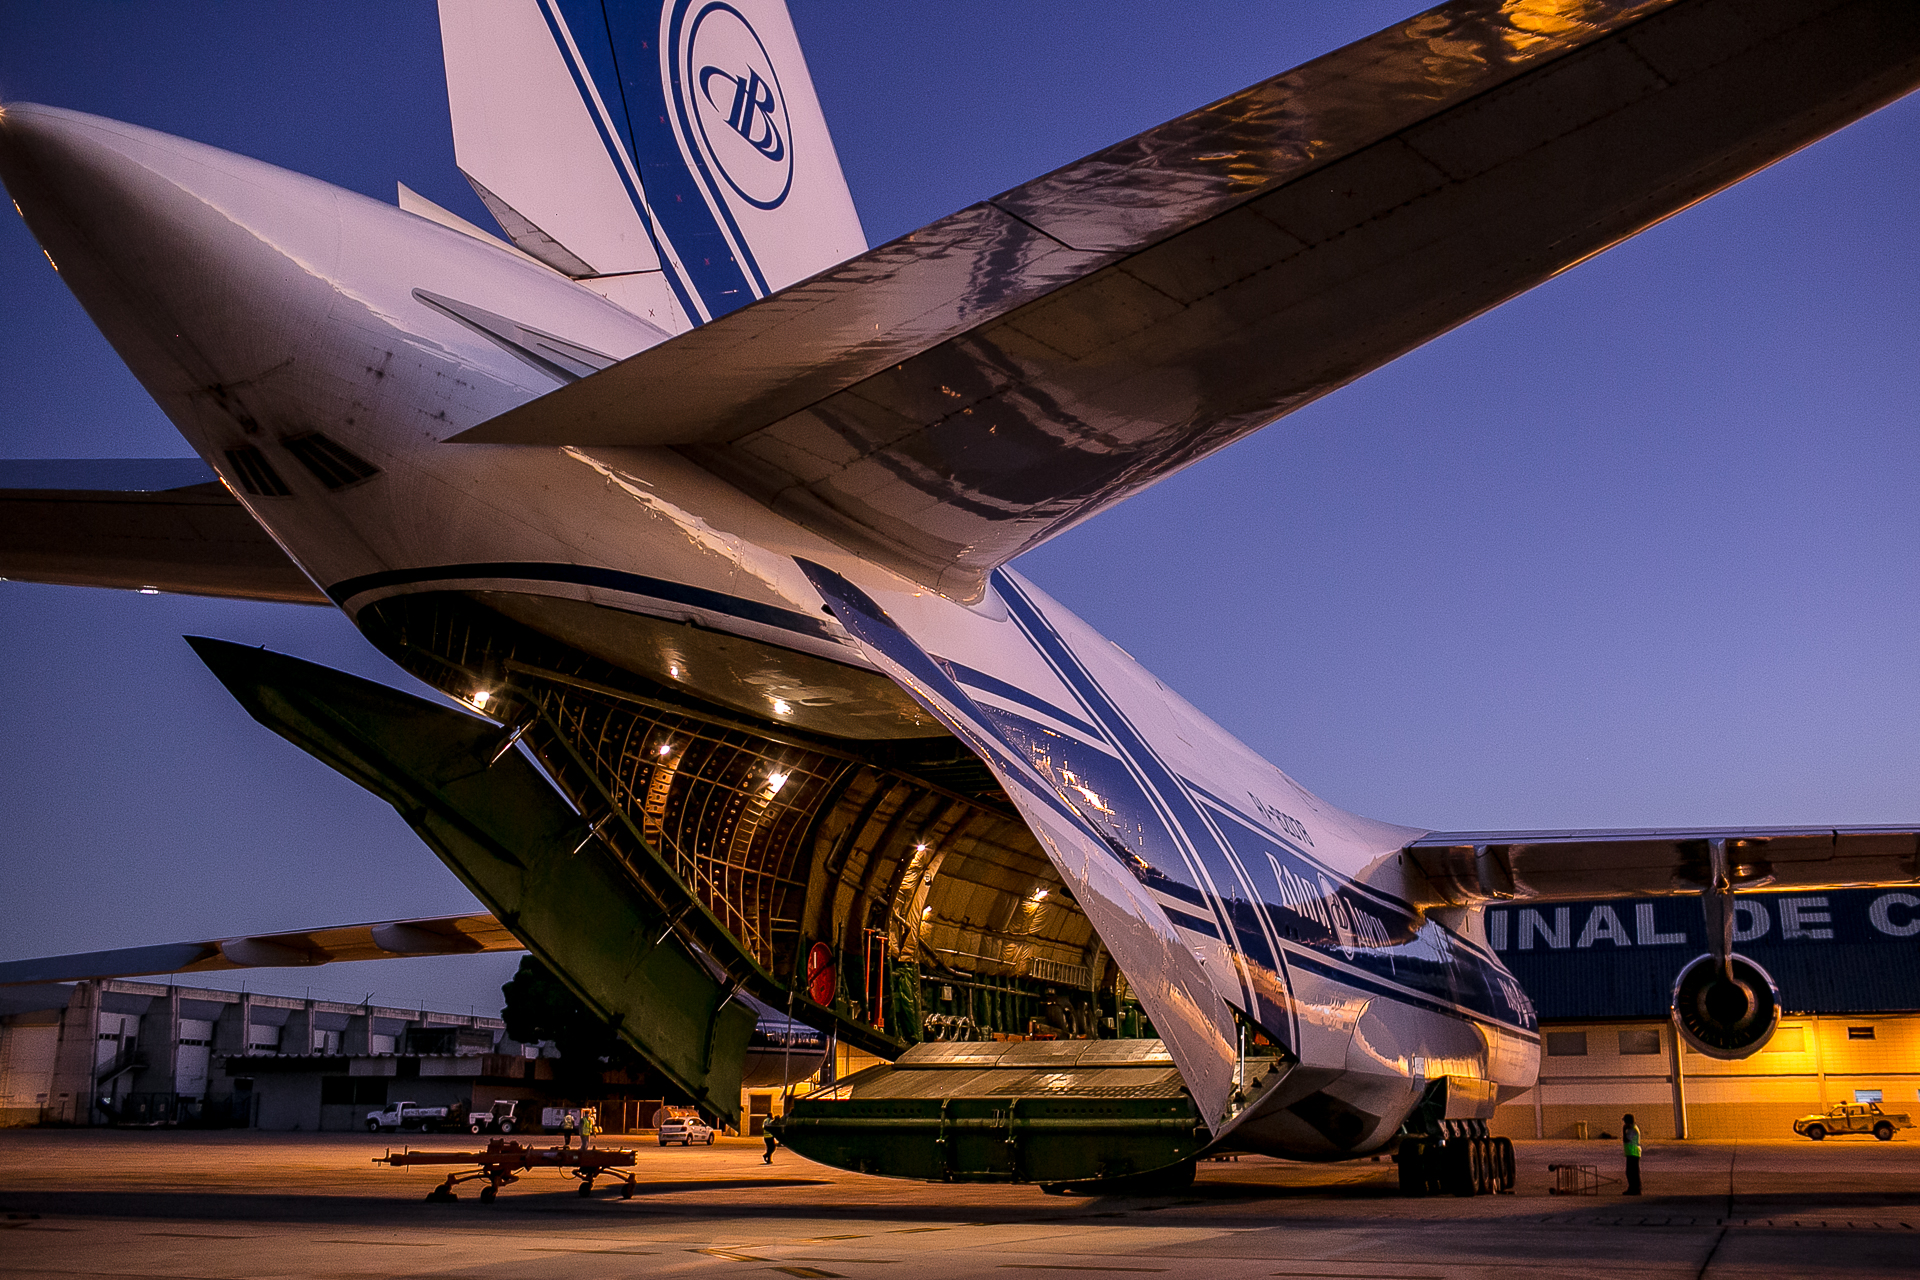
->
xmin=684 ymin=3 xmax=794 ymax=209
xmin=441 ymin=0 xmax=866 ymax=327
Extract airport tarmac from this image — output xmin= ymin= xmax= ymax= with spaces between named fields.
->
xmin=0 ymin=1131 xmax=1914 ymax=1278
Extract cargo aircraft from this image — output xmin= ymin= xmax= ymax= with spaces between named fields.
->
xmin=3 ymin=0 xmax=1918 ymax=1194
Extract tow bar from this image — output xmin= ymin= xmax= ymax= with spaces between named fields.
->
xmin=375 ymin=1139 xmax=639 ymax=1201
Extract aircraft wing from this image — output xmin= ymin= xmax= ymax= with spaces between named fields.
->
xmin=1406 ymin=825 xmax=1920 ymax=904
xmin=0 ymin=913 xmax=522 ymax=986
xmin=0 ymin=459 xmax=326 ymax=604
xmin=455 ymin=0 xmax=1920 ymax=599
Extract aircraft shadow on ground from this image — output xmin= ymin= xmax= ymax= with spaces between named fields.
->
xmin=3 ymin=1178 xmax=1911 ymax=1232
xmin=0 ymin=1182 xmax=1392 ymax=1228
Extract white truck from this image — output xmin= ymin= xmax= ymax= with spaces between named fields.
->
xmin=365 ymin=1100 xmax=462 ymax=1133
xmin=468 ymin=1100 xmax=521 ymax=1134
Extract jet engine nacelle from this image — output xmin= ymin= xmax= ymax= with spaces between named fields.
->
xmin=1670 ymin=952 xmax=1781 ymax=1059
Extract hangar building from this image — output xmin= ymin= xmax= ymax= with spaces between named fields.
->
xmin=1492 ymin=885 xmax=1920 ymax=1140
xmin=0 ymin=978 xmax=527 ymax=1130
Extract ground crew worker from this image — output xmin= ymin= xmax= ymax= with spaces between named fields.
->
xmin=581 ymin=1106 xmax=596 ymax=1150
xmin=1622 ymin=1113 xmax=1642 ymax=1195
xmin=560 ymin=1109 xmax=578 ymax=1149
xmin=763 ymin=1129 xmax=778 ymax=1164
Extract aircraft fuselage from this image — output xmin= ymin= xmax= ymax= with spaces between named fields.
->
xmin=2 ymin=102 xmax=1537 ymax=1158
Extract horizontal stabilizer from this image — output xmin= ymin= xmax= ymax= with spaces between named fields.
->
xmin=0 ymin=913 xmax=522 ymax=986
xmin=457 ymin=0 xmax=1920 ymax=600
xmin=1409 ymin=825 xmax=1920 ymax=904
xmin=0 ymin=460 xmax=326 ymax=604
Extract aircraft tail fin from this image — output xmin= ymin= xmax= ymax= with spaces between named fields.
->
xmin=437 ymin=0 xmax=866 ymax=331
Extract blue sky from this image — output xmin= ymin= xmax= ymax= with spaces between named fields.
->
xmin=2 ymin=2 xmax=1916 ymax=1015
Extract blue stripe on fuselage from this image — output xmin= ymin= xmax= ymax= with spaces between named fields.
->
xmin=987 ymin=572 xmax=1534 ymax=1037
xmin=944 ymin=659 xmax=1105 ymax=742
xmin=992 ymin=572 xmax=1291 ymax=1041
xmin=1284 ymin=944 xmax=1537 ymax=1037
xmin=324 ymin=561 xmax=833 ymax=642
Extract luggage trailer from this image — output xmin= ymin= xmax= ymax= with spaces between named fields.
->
xmin=375 ymin=1139 xmax=639 ymax=1201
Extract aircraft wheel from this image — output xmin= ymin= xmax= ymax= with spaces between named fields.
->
xmin=621 ymin=1183 xmax=635 ymax=1199
xmin=1396 ymin=1139 xmax=1426 ymax=1197
xmin=1875 ymin=1122 xmax=1895 ymax=1141
xmin=577 ymin=1179 xmax=594 ymax=1198
xmin=479 ymin=1184 xmax=496 ymax=1202
xmin=1495 ymin=1136 xmax=1516 ymax=1190
xmin=1806 ymin=1125 xmax=1826 ymax=1142
xmin=1447 ymin=1142 xmax=1476 ymax=1197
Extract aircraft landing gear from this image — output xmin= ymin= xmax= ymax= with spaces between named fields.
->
xmin=1394 ymin=1125 xmax=1514 ymax=1197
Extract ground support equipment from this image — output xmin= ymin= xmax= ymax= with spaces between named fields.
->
xmin=1546 ymin=1162 xmax=1602 ymax=1196
xmin=374 ymin=1140 xmax=638 ymax=1201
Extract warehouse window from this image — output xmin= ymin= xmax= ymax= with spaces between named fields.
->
xmin=1545 ymin=1031 xmax=1588 ymax=1057
xmin=405 ymin=1027 xmax=457 ymax=1055
xmin=1618 ymin=1029 xmax=1661 ymax=1056
xmin=1855 ymin=1089 xmax=1883 ymax=1104
xmin=1848 ymin=1026 xmax=1876 ymax=1040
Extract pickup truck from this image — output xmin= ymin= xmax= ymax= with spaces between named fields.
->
xmin=366 ymin=1100 xmax=465 ymax=1133
xmin=1792 ymin=1102 xmax=1913 ymax=1141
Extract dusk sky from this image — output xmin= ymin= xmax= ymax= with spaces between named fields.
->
xmin=2 ymin=2 xmax=1916 ymax=1017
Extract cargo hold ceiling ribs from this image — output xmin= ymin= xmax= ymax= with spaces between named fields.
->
xmin=360 ymin=592 xmax=1111 ymax=1052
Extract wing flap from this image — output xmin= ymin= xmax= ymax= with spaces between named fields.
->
xmin=0 ymin=913 xmax=522 ymax=986
xmin=1408 ymin=826 xmax=1920 ymax=905
xmin=0 ymin=470 xmax=327 ymax=605
xmin=454 ymin=0 xmax=1920 ymax=599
